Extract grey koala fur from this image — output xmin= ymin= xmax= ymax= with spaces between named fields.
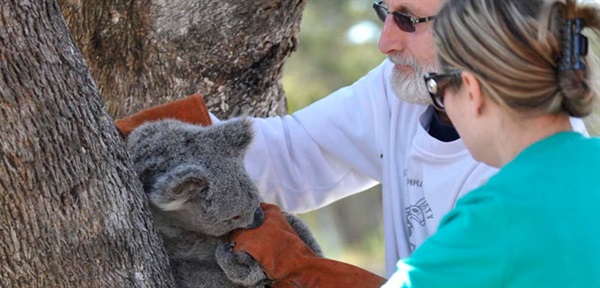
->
xmin=126 ymin=118 xmax=322 ymax=288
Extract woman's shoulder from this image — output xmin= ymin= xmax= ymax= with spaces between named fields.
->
xmin=463 ymin=131 xmax=599 ymax=204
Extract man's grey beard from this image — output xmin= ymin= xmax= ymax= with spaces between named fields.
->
xmin=388 ymin=54 xmax=435 ymax=105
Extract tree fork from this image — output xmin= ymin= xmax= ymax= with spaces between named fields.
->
xmin=59 ymin=0 xmax=308 ymax=119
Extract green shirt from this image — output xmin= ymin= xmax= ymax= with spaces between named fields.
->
xmin=384 ymin=132 xmax=600 ymax=287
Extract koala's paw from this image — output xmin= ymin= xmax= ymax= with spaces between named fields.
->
xmin=215 ymin=242 xmax=270 ymax=287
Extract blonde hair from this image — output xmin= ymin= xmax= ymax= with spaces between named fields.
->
xmin=433 ymin=0 xmax=600 ymax=117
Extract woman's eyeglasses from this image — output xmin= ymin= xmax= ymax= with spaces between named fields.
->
xmin=423 ymin=72 xmax=463 ymax=111
xmin=372 ymin=1 xmax=436 ymax=33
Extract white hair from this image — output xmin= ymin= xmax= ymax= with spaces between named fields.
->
xmin=387 ymin=52 xmax=435 ymax=105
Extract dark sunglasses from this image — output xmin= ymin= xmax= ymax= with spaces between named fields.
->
xmin=372 ymin=1 xmax=436 ymax=33
xmin=423 ymin=72 xmax=462 ymax=111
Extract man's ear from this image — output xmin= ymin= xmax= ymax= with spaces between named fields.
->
xmin=461 ymin=71 xmax=485 ymax=116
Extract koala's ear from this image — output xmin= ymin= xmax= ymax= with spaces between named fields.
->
xmin=173 ymin=176 xmax=208 ymax=197
xmin=214 ymin=118 xmax=254 ymax=153
xmin=151 ymin=165 xmax=209 ymax=211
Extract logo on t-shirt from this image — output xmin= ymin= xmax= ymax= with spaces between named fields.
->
xmin=406 ymin=197 xmax=434 ymax=251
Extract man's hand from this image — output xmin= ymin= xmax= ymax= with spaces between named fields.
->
xmin=229 ymin=203 xmax=387 ymax=288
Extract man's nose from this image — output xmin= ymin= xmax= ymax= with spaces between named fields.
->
xmin=378 ymin=15 xmax=407 ymax=55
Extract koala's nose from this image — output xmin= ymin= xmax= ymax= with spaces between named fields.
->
xmin=245 ymin=206 xmax=264 ymax=229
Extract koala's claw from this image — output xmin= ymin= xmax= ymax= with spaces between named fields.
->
xmin=216 ymin=242 xmax=268 ymax=287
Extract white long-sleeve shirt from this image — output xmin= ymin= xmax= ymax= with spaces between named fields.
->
xmin=217 ymin=59 xmax=587 ymax=277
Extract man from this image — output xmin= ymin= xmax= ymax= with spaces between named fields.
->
xmin=118 ymin=0 xmax=587 ymax=279
xmin=235 ymin=0 xmax=485 ymax=275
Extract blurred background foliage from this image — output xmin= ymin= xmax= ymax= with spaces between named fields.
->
xmin=283 ymin=0 xmax=384 ymax=112
xmin=281 ymin=0 xmax=599 ymax=277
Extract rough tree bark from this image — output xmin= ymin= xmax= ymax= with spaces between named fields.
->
xmin=58 ymin=0 xmax=308 ymax=119
xmin=0 ymin=1 xmax=175 ymax=286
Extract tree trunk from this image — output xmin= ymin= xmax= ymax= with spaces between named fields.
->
xmin=0 ymin=1 xmax=175 ymax=286
xmin=59 ymin=0 xmax=307 ymax=119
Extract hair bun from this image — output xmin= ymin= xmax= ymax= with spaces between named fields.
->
xmin=558 ymin=69 xmax=593 ymax=117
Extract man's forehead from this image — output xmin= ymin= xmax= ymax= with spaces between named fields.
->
xmin=383 ymin=0 xmax=443 ymax=15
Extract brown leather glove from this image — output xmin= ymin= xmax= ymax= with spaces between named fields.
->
xmin=230 ymin=203 xmax=387 ymax=288
xmin=114 ymin=93 xmax=212 ymax=138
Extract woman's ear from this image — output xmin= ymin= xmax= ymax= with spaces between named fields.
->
xmin=461 ymin=71 xmax=485 ymax=116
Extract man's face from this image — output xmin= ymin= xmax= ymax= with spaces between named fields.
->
xmin=378 ymin=0 xmax=442 ymax=104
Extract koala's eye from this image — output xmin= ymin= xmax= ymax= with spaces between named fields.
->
xmin=230 ymin=215 xmax=242 ymax=221
xmin=200 ymin=186 xmax=209 ymax=194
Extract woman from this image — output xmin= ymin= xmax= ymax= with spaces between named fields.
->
xmin=385 ymin=0 xmax=599 ymax=286
xmin=229 ymin=0 xmax=600 ymax=286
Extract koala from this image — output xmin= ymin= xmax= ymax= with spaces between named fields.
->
xmin=126 ymin=118 xmax=322 ymax=288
